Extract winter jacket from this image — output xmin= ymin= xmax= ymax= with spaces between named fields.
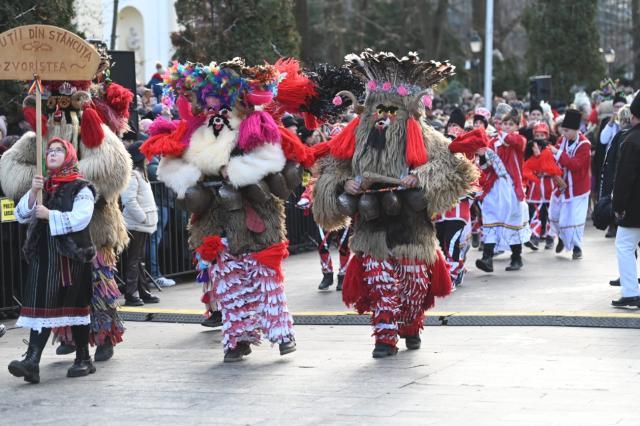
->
xmin=599 ymin=126 xmax=631 ymax=199
xmin=613 ymin=123 xmax=640 ymax=228
xmin=121 ymin=169 xmax=158 ymax=233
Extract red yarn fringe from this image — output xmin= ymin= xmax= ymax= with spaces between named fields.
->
xmin=278 ymin=126 xmax=314 ymax=167
xmin=80 ymin=105 xmax=105 ymax=148
xmin=328 ymin=116 xmax=360 ymax=159
xmin=341 ymin=255 xmax=366 ymax=307
xmin=196 ymin=235 xmax=225 ymax=262
xmin=303 ymin=112 xmax=320 ymax=130
xmin=252 ymin=241 xmax=290 ymax=282
xmin=22 ymin=107 xmax=47 ymax=137
xmin=140 ymin=120 xmax=189 ymax=160
xmin=274 ymin=58 xmax=317 ymax=113
xmin=428 ymin=250 xmax=452 ymax=298
xmin=105 ymin=83 xmax=133 ymax=119
xmin=405 ymin=117 xmax=428 ymax=168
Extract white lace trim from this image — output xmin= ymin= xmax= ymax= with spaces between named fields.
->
xmin=16 ymin=315 xmax=91 ymax=332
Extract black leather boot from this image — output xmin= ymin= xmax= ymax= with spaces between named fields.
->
xmin=94 ymin=339 xmax=114 ymax=362
xmin=201 ymin=310 xmax=223 ymax=328
xmin=372 ymin=342 xmax=398 ymax=358
xmin=8 ymin=329 xmax=50 ymax=384
xmin=8 ymin=344 xmax=43 ymax=384
xmin=67 ymin=346 xmax=96 ymax=378
xmin=223 ymin=342 xmax=252 ymax=363
xmin=405 ymin=335 xmax=421 ymax=350
xmin=318 ymin=272 xmax=334 ymax=290
xmin=279 ymin=340 xmax=297 ymax=355
xmin=336 ymin=275 xmax=344 ymax=291
xmin=544 ymin=236 xmax=554 ymax=250
xmin=505 ymin=244 xmax=523 ymax=271
xmin=476 ymin=243 xmax=495 ymax=273
xmin=56 ymin=343 xmax=76 ymax=355
xmin=505 ymin=256 xmax=523 ymax=271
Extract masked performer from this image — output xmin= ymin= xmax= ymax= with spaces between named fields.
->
xmin=312 ymin=50 xmax=478 ymax=358
xmin=142 ymin=59 xmax=314 ymax=362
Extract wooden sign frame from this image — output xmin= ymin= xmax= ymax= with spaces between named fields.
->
xmin=0 ymin=25 xmax=101 ymax=203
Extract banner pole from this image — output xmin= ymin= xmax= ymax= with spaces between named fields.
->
xmin=34 ymin=74 xmax=43 ymax=204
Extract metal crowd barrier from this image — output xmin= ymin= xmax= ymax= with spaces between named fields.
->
xmin=0 ymin=182 xmax=318 ymax=311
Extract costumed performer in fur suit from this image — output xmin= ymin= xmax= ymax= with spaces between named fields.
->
xmin=312 ymin=50 xmax=478 ymax=358
xmin=141 ymin=58 xmax=315 ymax=362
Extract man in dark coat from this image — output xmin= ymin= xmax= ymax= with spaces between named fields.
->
xmin=612 ymin=92 xmax=640 ymax=307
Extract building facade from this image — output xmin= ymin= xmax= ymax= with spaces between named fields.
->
xmin=74 ymin=0 xmax=178 ymax=84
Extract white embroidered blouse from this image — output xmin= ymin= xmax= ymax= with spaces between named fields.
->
xmin=14 ymin=187 xmax=95 ymax=236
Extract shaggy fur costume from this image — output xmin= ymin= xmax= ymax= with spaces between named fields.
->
xmin=312 ymin=50 xmax=477 ymax=349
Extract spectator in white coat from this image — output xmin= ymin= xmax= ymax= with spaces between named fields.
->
xmin=120 ymin=142 xmax=159 ymax=306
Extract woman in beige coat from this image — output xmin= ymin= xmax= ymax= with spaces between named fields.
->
xmin=121 ymin=142 xmax=159 ymax=306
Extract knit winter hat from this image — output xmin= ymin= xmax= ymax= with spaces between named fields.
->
xmin=446 ymin=108 xmax=465 ymax=129
xmin=493 ymin=103 xmax=512 ymax=121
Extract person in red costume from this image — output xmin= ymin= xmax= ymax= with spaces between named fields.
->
xmin=476 ymin=104 xmax=531 ymax=272
xmin=549 ymin=109 xmax=591 ymax=259
xmin=523 ymin=123 xmax=563 ymax=251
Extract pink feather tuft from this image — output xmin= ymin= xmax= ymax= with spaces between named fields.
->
xmin=237 ymin=110 xmax=281 ymax=151
xmin=332 ymin=95 xmax=343 ymax=106
xmin=148 ymin=116 xmax=178 ymax=136
xmin=422 ymin=95 xmax=432 ymax=109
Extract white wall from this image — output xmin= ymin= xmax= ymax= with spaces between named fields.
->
xmin=75 ymin=0 xmax=177 ymax=84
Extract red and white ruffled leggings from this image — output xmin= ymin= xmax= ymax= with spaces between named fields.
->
xmin=208 ymin=249 xmax=294 ymax=352
xmin=363 ymin=256 xmax=432 ymax=347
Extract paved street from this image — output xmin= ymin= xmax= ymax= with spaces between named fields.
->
xmin=1 ymin=323 xmax=640 ymax=425
xmin=137 ymin=224 xmax=626 ymax=315
xmin=1 ymin=224 xmax=639 ymax=425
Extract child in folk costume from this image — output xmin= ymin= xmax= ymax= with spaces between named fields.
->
xmin=549 ymin=109 xmax=591 ymax=259
xmin=523 ymin=123 xmax=563 ymax=250
xmin=435 ymin=128 xmax=488 ymax=287
xmin=470 ymin=107 xmax=492 ymax=247
xmin=0 ymin=51 xmax=132 ymax=363
xmin=313 ymin=50 xmax=478 ymax=358
xmin=476 ymin=104 xmax=531 ymax=273
xmin=8 ymin=139 xmax=97 ymax=383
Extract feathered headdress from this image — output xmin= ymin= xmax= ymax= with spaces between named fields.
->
xmin=338 ymin=49 xmax=455 ymax=116
xmin=162 ymin=61 xmax=247 ymax=112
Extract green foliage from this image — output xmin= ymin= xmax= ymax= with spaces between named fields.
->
xmin=493 ymin=57 xmax=528 ymax=98
xmin=302 ymin=0 xmax=464 ymax=66
xmin=523 ymin=0 xmax=605 ymax=101
xmin=171 ymin=0 xmax=300 ymax=64
xmin=0 ymin=0 xmax=78 ymax=132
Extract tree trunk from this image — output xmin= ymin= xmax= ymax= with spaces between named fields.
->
xmin=110 ymin=0 xmax=119 ymax=50
xmin=431 ymin=0 xmax=449 ymax=59
xmin=294 ymin=0 xmax=311 ymax=64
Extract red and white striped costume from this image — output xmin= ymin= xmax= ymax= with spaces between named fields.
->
xmin=524 ymin=147 xmax=562 ymax=239
xmin=549 ymin=134 xmax=591 ymax=251
xmin=479 ymin=132 xmax=531 ymax=250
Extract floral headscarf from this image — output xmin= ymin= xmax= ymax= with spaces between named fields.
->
xmin=44 ymin=137 xmax=83 ymax=194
